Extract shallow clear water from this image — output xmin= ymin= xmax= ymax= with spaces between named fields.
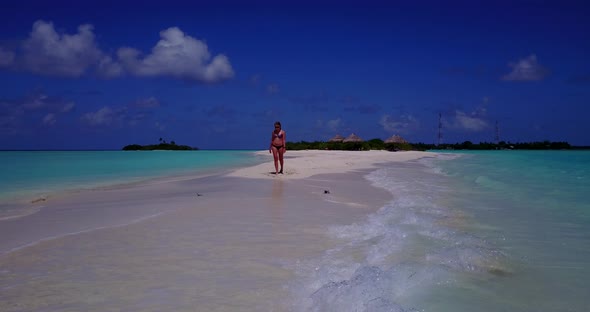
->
xmin=294 ymin=151 xmax=590 ymax=311
xmin=0 ymin=150 xmax=263 ymax=204
xmin=2 ymin=150 xmax=589 ymax=311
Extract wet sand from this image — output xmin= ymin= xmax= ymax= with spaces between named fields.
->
xmin=0 ymin=150 xmax=429 ymax=311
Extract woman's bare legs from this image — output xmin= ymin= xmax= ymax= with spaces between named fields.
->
xmin=271 ymin=147 xmax=280 ymax=174
xmin=278 ymin=148 xmax=284 ymax=173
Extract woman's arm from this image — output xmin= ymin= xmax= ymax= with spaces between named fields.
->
xmin=269 ymin=132 xmax=274 ymax=153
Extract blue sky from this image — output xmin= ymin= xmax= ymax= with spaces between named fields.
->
xmin=1 ymin=0 xmax=589 ymax=150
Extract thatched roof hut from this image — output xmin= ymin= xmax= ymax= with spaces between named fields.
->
xmin=343 ymin=133 xmax=363 ymax=142
xmin=328 ymin=134 xmax=344 ymax=142
xmin=384 ymin=134 xmax=408 ymax=144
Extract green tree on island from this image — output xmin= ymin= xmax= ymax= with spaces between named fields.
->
xmin=285 ymin=139 xmax=573 ymax=151
xmin=123 ymin=138 xmax=196 ymax=151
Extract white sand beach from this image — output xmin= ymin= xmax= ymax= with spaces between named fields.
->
xmin=0 ymin=150 xmax=431 ymax=311
xmin=229 ymin=150 xmax=428 ymax=179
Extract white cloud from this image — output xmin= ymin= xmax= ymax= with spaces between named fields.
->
xmin=379 ymin=114 xmax=418 ymax=133
xmin=3 ymin=21 xmax=234 ymax=83
xmin=22 ymin=93 xmax=48 ymax=110
xmin=502 ymin=54 xmax=549 ymax=81
xmin=117 ymin=27 xmax=234 ymax=83
xmin=22 ymin=20 xmax=102 ymax=77
xmin=327 ymin=118 xmax=342 ymax=132
xmin=81 ymin=103 xmax=154 ymax=127
xmin=19 ymin=93 xmax=75 ymax=114
xmin=133 ymin=96 xmax=160 ymax=108
xmin=447 ymin=110 xmax=488 ymax=131
xmin=444 ymin=97 xmax=490 ymax=132
xmin=61 ymin=102 xmax=75 ymax=112
xmin=472 ymin=96 xmax=490 ymax=116
xmin=0 ymin=101 xmax=22 ymax=134
xmin=97 ymin=55 xmax=124 ymax=78
xmin=0 ymin=47 xmax=15 ymax=67
xmin=82 ymin=106 xmax=115 ymax=126
xmin=315 ymin=118 xmax=342 ymax=132
xmin=43 ymin=113 xmax=56 ymax=126
xmin=0 ymin=92 xmax=75 ymax=133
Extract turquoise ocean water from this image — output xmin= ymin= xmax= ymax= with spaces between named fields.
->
xmin=0 ymin=150 xmax=263 ymax=207
xmin=294 ymin=150 xmax=590 ymax=311
xmin=2 ymin=150 xmax=589 ymax=310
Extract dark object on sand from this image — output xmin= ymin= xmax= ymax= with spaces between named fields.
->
xmin=31 ymin=197 xmax=46 ymax=204
xmin=196 ymin=193 xmax=203 ymax=197
xmin=324 ymin=190 xmax=330 ymax=194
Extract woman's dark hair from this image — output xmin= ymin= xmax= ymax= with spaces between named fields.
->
xmin=274 ymin=121 xmax=281 ymax=127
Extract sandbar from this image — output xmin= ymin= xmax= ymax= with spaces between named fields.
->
xmin=229 ymin=150 xmax=428 ymax=179
xmin=0 ymin=150 xmax=432 ymax=311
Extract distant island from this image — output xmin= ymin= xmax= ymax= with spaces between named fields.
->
xmin=122 ymin=138 xmax=197 ymax=151
xmin=286 ymin=139 xmax=582 ymax=151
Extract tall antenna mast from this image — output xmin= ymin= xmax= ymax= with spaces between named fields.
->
xmin=437 ymin=113 xmax=443 ymax=146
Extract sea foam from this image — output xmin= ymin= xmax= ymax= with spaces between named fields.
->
xmin=288 ymin=159 xmax=507 ymax=311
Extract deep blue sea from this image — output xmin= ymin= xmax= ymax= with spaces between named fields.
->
xmin=0 ymin=150 xmax=263 ymax=207
xmin=295 ymin=150 xmax=590 ymax=312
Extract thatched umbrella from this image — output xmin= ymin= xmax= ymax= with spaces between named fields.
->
xmin=343 ymin=133 xmax=363 ymax=142
xmin=328 ymin=134 xmax=344 ymax=142
xmin=384 ymin=134 xmax=407 ymax=144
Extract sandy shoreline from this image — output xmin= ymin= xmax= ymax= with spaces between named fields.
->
xmin=0 ymin=150 xmax=432 ymax=311
xmin=229 ymin=150 xmax=429 ymax=180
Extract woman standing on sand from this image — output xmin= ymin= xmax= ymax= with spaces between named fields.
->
xmin=269 ymin=121 xmax=286 ymax=174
